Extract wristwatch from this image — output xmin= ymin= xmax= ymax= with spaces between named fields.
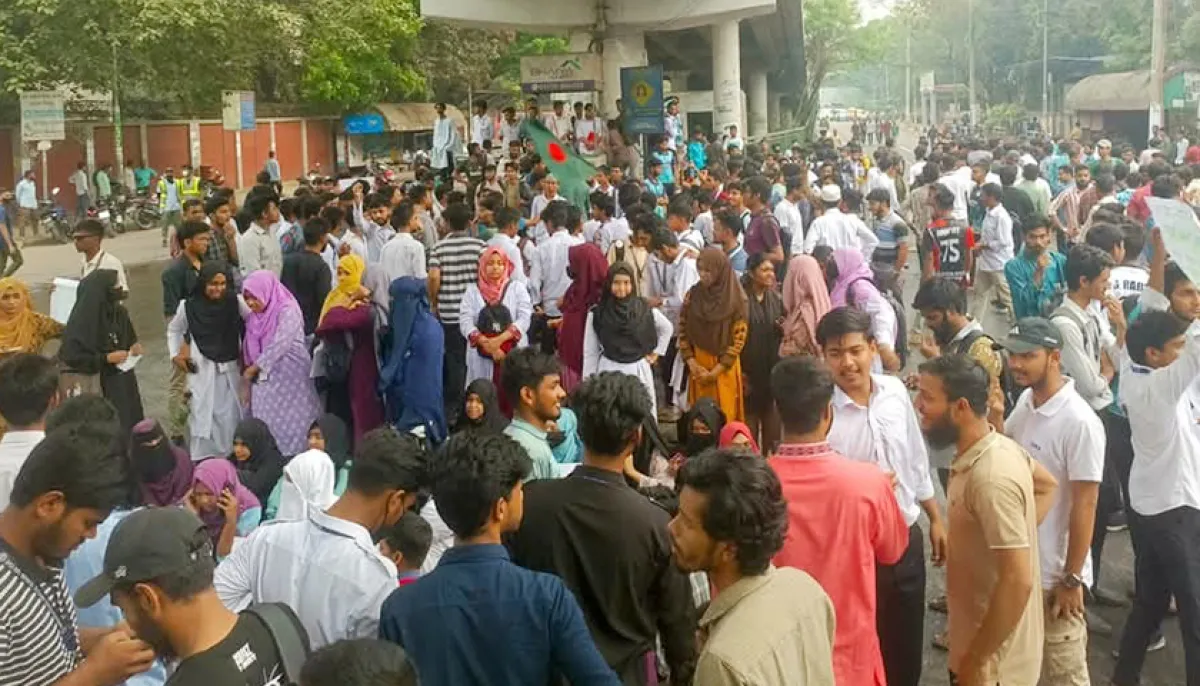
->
xmin=1061 ymin=572 xmax=1085 ymax=589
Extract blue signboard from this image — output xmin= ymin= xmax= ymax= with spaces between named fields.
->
xmin=344 ymin=113 xmax=386 ymax=135
xmin=239 ymin=92 xmax=256 ymax=131
xmin=620 ymin=65 xmax=665 ymax=135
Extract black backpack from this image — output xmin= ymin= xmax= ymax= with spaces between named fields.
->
xmin=322 ymin=332 xmax=354 ymax=384
xmin=955 ymin=328 xmax=1019 ymax=417
xmin=243 ymin=603 xmax=311 ymax=686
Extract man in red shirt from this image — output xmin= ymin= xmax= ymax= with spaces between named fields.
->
xmin=768 ymin=355 xmax=909 ymax=686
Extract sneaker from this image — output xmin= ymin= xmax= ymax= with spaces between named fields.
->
xmin=1107 ymin=511 xmax=1129 ymax=532
xmin=1115 ymin=634 xmax=1168 ymax=658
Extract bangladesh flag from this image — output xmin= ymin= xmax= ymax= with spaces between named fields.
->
xmin=522 ymin=119 xmax=595 ymax=212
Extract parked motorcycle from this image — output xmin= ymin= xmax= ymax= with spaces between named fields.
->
xmin=130 ymin=195 xmax=161 ymax=231
xmin=39 ymin=188 xmax=70 ymax=244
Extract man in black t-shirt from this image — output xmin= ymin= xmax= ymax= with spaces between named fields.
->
xmin=280 ymin=217 xmax=333 ymax=337
xmin=76 ymin=508 xmax=307 ymax=686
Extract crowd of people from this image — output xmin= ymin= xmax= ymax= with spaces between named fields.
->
xmin=1 ymin=103 xmax=1200 ymax=686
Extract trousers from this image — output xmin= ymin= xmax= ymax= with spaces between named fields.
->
xmin=876 ymin=523 xmax=925 ymax=686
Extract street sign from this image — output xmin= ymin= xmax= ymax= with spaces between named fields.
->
xmin=344 ymin=113 xmax=386 ymax=135
xmin=222 ymin=90 xmax=256 ymax=131
xmin=620 ymin=65 xmax=665 ymax=135
xmin=20 ymin=91 xmax=66 ymax=142
xmin=520 ymin=53 xmax=601 ymax=94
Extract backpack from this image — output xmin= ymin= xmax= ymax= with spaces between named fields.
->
xmin=847 ymin=276 xmax=909 ymax=369
xmin=242 ymin=603 xmax=311 ymax=686
xmin=322 ymin=332 xmax=354 ymax=384
xmin=955 ymin=328 xmax=1019 ymax=417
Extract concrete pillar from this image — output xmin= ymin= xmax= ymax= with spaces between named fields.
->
xmin=139 ymin=124 xmax=149 ymax=166
xmin=300 ymin=119 xmax=310 ymax=173
xmin=188 ymin=121 xmax=201 ymax=168
xmin=747 ymin=69 xmax=769 ymax=138
xmin=712 ymin=20 xmax=743 ymax=138
xmin=768 ymin=94 xmax=781 ymax=133
xmin=85 ymin=127 xmax=96 ymax=171
xmin=600 ymin=32 xmax=647 ymax=120
xmin=929 ymin=92 xmax=938 ymax=128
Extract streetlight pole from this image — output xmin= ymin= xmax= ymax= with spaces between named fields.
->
xmin=905 ymin=27 xmax=912 ymax=122
xmin=1149 ymin=0 xmax=1166 ymax=137
xmin=112 ymin=43 xmax=124 ymax=181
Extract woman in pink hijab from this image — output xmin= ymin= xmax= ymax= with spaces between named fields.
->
xmin=779 ymin=254 xmax=832 ymax=357
xmin=823 ymin=248 xmax=901 ymax=372
xmin=718 ymin=421 xmax=760 ymax=454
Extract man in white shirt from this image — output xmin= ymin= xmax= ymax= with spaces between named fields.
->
xmin=998 ymin=318 xmax=1103 ymax=686
xmin=431 ymin=102 xmax=461 ymax=180
xmin=528 ymin=175 xmax=565 ymax=245
xmin=499 ymin=107 xmax=522 ymax=149
xmin=973 ymin=184 xmax=1015 ymax=324
xmin=74 ymin=219 xmax=129 ymax=292
xmin=68 ymin=161 xmax=91 ymax=223
xmin=774 ymin=178 xmax=806 ymax=247
xmin=1051 ymin=245 xmax=1121 ymax=413
xmin=471 ymin=101 xmax=494 ymax=149
xmin=938 ymin=155 xmax=974 ymax=224
xmin=725 ymin=125 xmax=744 ymax=151
xmin=1112 ymin=306 xmax=1200 ymax=684
xmin=573 ymin=103 xmax=603 ymax=156
xmin=587 ymin=192 xmax=629 ymax=256
xmin=0 ymin=354 xmax=58 ymax=509
xmin=648 ymin=228 xmax=699 ymax=413
xmin=237 ymin=194 xmax=284 ymax=275
xmin=821 ymin=307 xmax=945 ymax=686
xmin=545 ymin=100 xmax=574 ymax=142
xmin=528 ymin=201 xmax=583 ymax=318
xmin=800 ymin=185 xmax=879 ymax=261
xmin=378 ymin=202 xmax=427 ymax=282
xmin=214 ymin=429 xmax=425 ymax=649
xmin=14 ymin=170 xmax=38 ymax=240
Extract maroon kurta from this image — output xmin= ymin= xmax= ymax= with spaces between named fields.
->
xmin=316 ymin=305 xmax=384 ymax=445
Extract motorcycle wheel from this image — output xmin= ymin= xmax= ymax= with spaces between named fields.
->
xmin=135 ymin=208 xmax=157 ymax=231
xmin=53 ymin=220 xmax=71 ymax=244
xmin=111 ymin=215 xmax=126 ymax=234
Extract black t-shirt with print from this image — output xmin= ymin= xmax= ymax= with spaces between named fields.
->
xmin=166 ymin=613 xmax=285 ymax=686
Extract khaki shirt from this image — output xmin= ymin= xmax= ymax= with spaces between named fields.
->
xmin=696 ymin=567 xmax=836 ymax=686
xmin=947 ymin=430 xmax=1044 ymax=684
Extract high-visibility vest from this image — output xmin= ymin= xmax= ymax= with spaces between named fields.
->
xmin=180 ymin=176 xmax=202 ymax=199
xmin=157 ymin=178 xmax=184 ymax=210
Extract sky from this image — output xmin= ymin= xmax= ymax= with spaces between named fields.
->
xmin=859 ymin=0 xmax=896 ymax=22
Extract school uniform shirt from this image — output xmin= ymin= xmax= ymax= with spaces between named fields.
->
xmin=773 ymin=199 xmax=805 ymax=245
xmin=938 ymin=170 xmax=973 ymax=223
xmin=1005 ymin=379 xmax=1105 ymax=590
xmin=80 ymin=250 xmax=129 ymax=292
xmin=594 ymin=218 xmax=631 ymax=256
xmin=214 ymin=508 xmax=398 ymax=649
xmin=237 ymin=222 xmax=284 ymax=276
xmin=1121 ymin=290 xmax=1200 ymax=516
xmin=693 ymin=210 xmax=714 ymax=245
xmin=677 ymin=228 xmax=705 ymax=256
xmin=0 ymin=431 xmax=43 ymax=510
xmin=827 ymin=375 xmax=936 ymax=527
xmin=647 ymin=251 xmax=699 ymax=329
xmin=529 ymin=194 xmax=565 ymax=245
xmin=977 ymin=204 xmax=1014 ymax=272
xmin=529 ymin=231 xmax=585 ymax=317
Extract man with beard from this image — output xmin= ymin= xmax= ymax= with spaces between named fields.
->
xmin=1005 ymin=217 xmax=1068 ymax=320
xmin=501 ymin=349 xmax=566 ymax=481
xmin=0 ymin=425 xmax=154 ymax=686
xmin=508 ymin=372 xmax=697 ymax=684
xmin=75 ymin=508 xmax=298 ymax=686
xmin=819 ymin=307 xmax=944 ymax=686
xmin=993 ymin=318 xmax=1104 ymax=685
xmin=768 ymin=355 xmax=908 ymax=686
xmin=214 ymin=429 xmax=425 ymax=649
xmin=669 ymin=448 xmax=836 ymax=685
xmin=914 ymin=355 xmax=1057 ymax=686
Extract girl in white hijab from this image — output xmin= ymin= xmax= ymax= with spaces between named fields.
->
xmin=274 ymin=449 xmax=337 ymax=521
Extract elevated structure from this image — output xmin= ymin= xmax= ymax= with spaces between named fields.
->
xmin=421 ymin=0 xmax=802 ymax=140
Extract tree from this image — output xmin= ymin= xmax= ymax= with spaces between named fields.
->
xmin=788 ymin=0 xmax=877 ymax=136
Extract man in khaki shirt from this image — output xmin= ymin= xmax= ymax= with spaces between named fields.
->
xmin=669 ymin=448 xmax=836 ymax=686
xmin=915 ymin=354 xmax=1058 ymax=686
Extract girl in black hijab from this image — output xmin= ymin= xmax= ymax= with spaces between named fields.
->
xmin=308 ymin=414 xmax=352 ymax=470
xmin=228 ymin=417 xmax=285 ymax=505
xmin=585 ymin=262 xmax=669 ymax=417
xmin=453 ymin=379 xmax=507 ymax=434
xmin=59 ymin=268 xmax=144 ymax=432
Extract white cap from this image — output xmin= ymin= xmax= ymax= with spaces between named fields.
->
xmin=819 ymin=184 xmax=843 ymax=203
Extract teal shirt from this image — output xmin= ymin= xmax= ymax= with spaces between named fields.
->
xmin=504 ymin=419 xmax=557 ymax=481
xmin=133 ymin=167 xmax=155 ymax=191
xmin=1004 ymin=249 xmax=1067 ymax=319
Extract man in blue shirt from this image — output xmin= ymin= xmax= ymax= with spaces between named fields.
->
xmin=1004 ymin=216 xmax=1067 ymax=319
xmin=378 ymin=431 xmax=619 ymax=686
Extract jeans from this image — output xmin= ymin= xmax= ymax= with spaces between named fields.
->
xmin=442 ymin=322 xmax=467 ymax=426
xmin=1112 ymin=505 xmax=1200 ymax=685
xmin=0 ymin=244 xmax=22 ymax=277
xmin=876 ymin=524 xmax=925 ymax=686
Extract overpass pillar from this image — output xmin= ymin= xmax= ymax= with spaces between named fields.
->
xmin=712 ymin=20 xmax=743 ymax=138
xmin=747 ymin=69 xmax=769 ymax=138
xmin=600 ymin=31 xmax=647 ymax=120
xmin=768 ymin=93 xmax=781 ymax=132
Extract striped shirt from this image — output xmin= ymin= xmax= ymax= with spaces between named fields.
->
xmin=0 ymin=539 xmax=83 ymax=685
xmin=430 ymin=233 xmax=485 ymax=324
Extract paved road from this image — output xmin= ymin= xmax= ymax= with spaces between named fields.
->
xmin=14 ymin=128 xmax=1182 ymax=684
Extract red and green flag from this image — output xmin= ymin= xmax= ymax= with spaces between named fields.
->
xmin=521 ymin=119 xmax=596 ymax=211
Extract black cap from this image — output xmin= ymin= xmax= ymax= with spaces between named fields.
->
xmin=74 ymin=508 xmax=212 ymax=608
xmin=995 ymin=317 xmax=1063 ymax=354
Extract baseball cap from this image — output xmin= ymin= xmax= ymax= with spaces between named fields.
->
xmin=819 ymin=184 xmax=843 ymax=204
xmin=995 ymin=317 xmax=1063 ymax=354
xmin=75 ymin=508 xmax=213 ymax=608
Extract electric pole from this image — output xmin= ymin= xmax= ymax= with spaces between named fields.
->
xmin=1041 ymin=0 xmax=1049 ymax=125
xmin=1149 ymin=0 xmax=1166 ymax=137
xmin=967 ymin=0 xmax=977 ymax=125
xmin=905 ymin=28 xmax=912 ymax=122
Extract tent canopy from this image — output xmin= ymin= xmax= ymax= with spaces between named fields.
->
xmin=374 ymin=103 xmax=467 ymax=133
